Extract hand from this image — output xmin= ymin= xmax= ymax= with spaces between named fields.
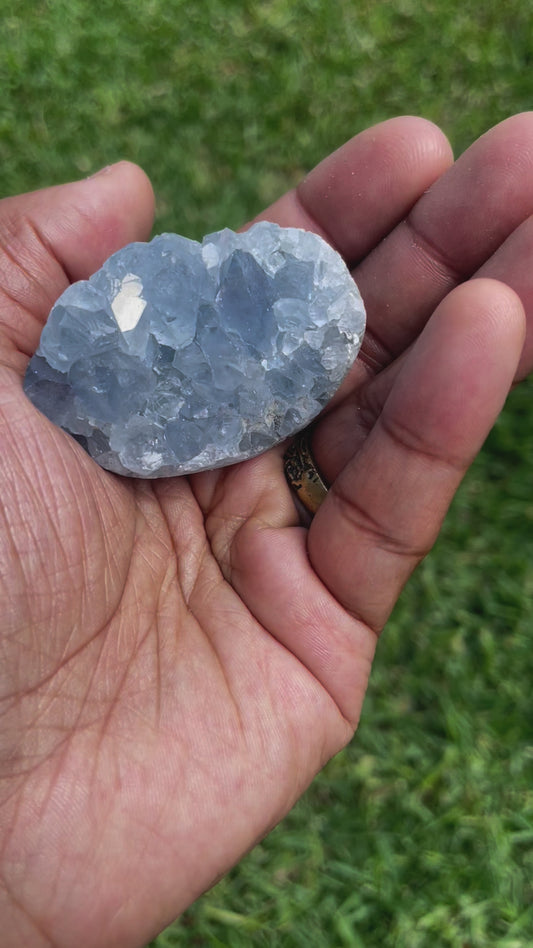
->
xmin=0 ymin=114 xmax=531 ymax=948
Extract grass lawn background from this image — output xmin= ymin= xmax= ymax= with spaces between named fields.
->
xmin=1 ymin=1 xmax=532 ymax=945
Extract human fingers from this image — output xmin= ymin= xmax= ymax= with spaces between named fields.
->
xmin=475 ymin=216 xmax=533 ymax=379
xmin=308 ymin=279 xmax=525 ymax=634
xmin=253 ymin=115 xmax=453 ymax=260
xmin=353 ymin=112 xmax=533 ymax=370
xmin=0 ymin=162 xmax=155 ymax=361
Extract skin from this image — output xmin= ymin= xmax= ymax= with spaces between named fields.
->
xmin=0 ymin=113 xmax=532 ymax=947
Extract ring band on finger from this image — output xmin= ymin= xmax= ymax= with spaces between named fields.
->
xmin=283 ymin=427 xmax=329 ymax=516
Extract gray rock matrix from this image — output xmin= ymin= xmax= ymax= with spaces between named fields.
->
xmin=23 ymin=221 xmax=366 ymax=477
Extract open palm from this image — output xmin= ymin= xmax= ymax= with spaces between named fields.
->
xmin=1 ymin=115 xmax=533 ymax=948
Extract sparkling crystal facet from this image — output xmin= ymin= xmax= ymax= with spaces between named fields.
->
xmin=23 ymin=222 xmax=366 ymax=477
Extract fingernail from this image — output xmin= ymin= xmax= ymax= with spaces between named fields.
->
xmin=86 ymin=164 xmax=114 ymax=180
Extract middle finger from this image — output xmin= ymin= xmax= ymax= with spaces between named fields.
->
xmin=353 ymin=112 xmax=533 ymax=370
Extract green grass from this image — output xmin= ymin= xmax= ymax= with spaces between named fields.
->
xmin=1 ymin=0 xmax=533 ymax=944
xmin=2 ymin=0 xmax=533 ymax=232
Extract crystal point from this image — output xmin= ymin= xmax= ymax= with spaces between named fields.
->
xmin=24 ymin=222 xmax=366 ymax=477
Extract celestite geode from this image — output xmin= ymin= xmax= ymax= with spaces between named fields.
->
xmin=23 ymin=221 xmax=366 ymax=477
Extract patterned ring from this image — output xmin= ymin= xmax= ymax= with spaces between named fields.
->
xmin=283 ymin=427 xmax=328 ymax=516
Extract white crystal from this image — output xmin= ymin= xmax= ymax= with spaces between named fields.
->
xmin=111 ymin=273 xmax=147 ymax=332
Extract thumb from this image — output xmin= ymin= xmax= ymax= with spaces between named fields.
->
xmin=0 ymin=161 xmax=155 ymax=358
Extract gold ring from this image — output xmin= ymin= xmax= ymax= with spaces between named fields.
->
xmin=283 ymin=428 xmax=328 ymax=516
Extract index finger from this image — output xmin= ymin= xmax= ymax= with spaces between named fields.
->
xmin=251 ymin=115 xmax=453 ymax=263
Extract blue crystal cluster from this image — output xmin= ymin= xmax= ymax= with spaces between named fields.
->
xmin=23 ymin=222 xmax=365 ymax=477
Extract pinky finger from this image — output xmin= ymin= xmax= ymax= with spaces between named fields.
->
xmin=308 ymin=278 xmax=526 ymax=633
